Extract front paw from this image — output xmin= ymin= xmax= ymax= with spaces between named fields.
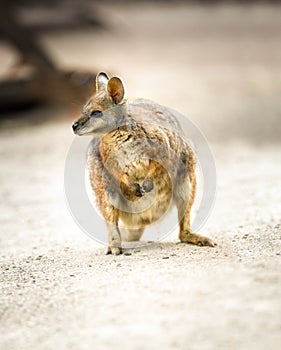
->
xmin=106 ymin=246 xmax=122 ymax=255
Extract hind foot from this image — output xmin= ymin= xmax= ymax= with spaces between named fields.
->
xmin=106 ymin=246 xmax=122 ymax=255
xmin=180 ymin=231 xmax=216 ymax=247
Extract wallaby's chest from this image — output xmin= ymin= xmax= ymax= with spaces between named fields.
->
xmin=98 ymin=124 xmax=181 ymax=179
xmin=94 ymin=125 xmax=176 ymax=223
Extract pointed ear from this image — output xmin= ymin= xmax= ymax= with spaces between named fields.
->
xmin=96 ymin=72 xmax=109 ymax=92
xmin=107 ymin=77 xmax=124 ymax=104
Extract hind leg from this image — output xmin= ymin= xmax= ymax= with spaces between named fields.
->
xmin=106 ymin=224 xmax=122 ymax=255
xmin=176 ymin=193 xmax=216 ymax=247
xmin=105 ymin=188 xmax=146 ymax=249
xmin=104 ymin=207 xmax=123 ymax=255
xmin=178 ymin=215 xmax=216 ymax=247
xmin=174 ymin=157 xmax=216 ymax=247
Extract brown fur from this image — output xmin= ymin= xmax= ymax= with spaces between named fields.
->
xmin=72 ymin=72 xmax=216 ymax=255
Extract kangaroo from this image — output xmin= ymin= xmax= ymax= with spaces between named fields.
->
xmin=72 ymin=72 xmax=216 ymax=255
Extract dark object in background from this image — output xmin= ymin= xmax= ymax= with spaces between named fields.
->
xmin=0 ymin=0 xmax=103 ymax=112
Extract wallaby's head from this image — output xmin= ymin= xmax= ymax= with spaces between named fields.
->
xmin=72 ymin=72 xmax=125 ymax=136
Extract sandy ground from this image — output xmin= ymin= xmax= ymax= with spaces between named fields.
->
xmin=1 ymin=2 xmax=281 ymax=350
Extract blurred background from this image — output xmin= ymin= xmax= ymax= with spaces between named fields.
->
xmin=0 ymin=0 xmax=280 ymax=142
xmin=0 ymin=1 xmax=280 ymax=349
xmin=1 ymin=0 xmax=280 ymax=239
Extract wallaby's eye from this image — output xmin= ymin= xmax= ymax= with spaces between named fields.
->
xmin=90 ymin=110 xmax=103 ymax=118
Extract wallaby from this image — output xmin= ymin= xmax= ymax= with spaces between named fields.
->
xmin=72 ymin=72 xmax=215 ymax=255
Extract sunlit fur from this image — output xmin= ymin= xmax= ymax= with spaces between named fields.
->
xmin=72 ymin=72 xmax=216 ymax=254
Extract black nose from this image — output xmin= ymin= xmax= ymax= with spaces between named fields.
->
xmin=72 ymin=122 xmax=79 ymax=132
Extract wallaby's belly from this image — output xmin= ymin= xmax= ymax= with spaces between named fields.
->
xmin=109 ymin=158 xmax=173 ymax=229
xmin=105 ymin=158 xmax=173 ymax=228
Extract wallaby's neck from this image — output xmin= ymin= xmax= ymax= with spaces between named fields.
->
xmin=99 ymin=103 xmax=131 ymax=143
